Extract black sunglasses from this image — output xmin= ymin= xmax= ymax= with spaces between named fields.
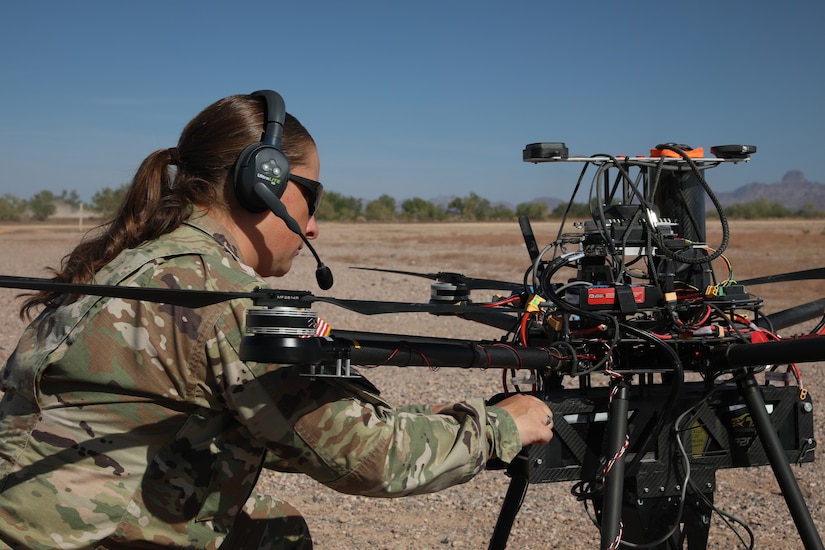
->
xmin=289 ymin=174 xmax=324 ymax=216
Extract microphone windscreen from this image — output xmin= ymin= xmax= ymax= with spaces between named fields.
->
xmin=316 ymin=265 xmax=334 ymax=290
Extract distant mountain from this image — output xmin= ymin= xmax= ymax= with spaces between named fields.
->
xmin=712 ymin=171 xmax=825 ymax=211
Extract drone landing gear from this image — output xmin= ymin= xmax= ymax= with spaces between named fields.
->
xmin=487 ymin=371 xmax=823 ymax=550
xmin=735 ymin=371 xmax=823 ymax=550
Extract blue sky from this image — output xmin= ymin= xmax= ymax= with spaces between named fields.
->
xmin=1 ymin=1 xmax=822 ymax=206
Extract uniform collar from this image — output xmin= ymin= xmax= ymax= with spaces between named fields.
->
xmin=183 ymin=208 xmax=246 ymax=265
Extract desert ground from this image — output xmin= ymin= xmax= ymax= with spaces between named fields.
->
xmin=1 ymin=218 xmax=824 ymax=549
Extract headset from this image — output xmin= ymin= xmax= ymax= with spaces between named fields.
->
xmin=232 ymin=89 xmax=291 ymax=213
xmin=231 ymin=90 xmax=334 ymax=289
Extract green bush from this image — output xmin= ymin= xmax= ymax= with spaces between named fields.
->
xmin=27 ymin=190 xmax=57 ymax=221
xmin=0 ymin=194 xmax=26 ymax=221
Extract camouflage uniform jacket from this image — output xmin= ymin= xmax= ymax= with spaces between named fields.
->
xmin=0 ymin=211 xmax=522 ymax=549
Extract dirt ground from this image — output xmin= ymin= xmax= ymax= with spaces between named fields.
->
xmin=1 ymin=218 xmax=824 ymax=549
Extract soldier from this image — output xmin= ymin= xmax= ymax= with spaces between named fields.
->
xmin=0 ymin=91 xmax=553 ymax=549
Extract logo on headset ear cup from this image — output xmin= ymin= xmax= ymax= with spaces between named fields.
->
xmin=233 ymin=141 xmax=291 ymax=213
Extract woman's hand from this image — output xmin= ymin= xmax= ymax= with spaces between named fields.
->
xmin=496 ymin=393 xmax=554 ymax=446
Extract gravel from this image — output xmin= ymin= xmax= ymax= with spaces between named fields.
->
xmin=1 ymin=220 xmax=824 ymax=549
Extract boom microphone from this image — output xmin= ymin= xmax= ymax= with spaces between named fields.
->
xmin=252 ymin=180 xmax=334 ymax=290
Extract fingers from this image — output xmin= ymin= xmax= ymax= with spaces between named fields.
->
xmin=496 ymin=394 xmax=554 ymax=447
xmin=531 ymin=407 xmax=554 ymax=446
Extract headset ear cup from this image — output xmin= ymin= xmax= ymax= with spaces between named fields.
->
xmin=233 ymin=143 xmax=291 ymax=213
xmin=233 ymin=143 xmax=266 ymax=212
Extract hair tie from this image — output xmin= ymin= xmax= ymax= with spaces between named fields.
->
xmin=168 ymin=147 xmax=181 ymax=166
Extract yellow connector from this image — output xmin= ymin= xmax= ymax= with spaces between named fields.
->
xmin=526 ymin=294 xmax=545 ymax=313
xmin=546 ymin=315 xmax=563 ymax=331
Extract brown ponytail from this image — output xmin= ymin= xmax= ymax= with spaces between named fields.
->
xmin=20 ymin=94 xmax=315 ymax=318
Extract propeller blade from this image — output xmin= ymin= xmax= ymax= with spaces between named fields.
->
xmin=351 ymin=267 xmax=522 ymax=291
xmin=756 ymin=298 xmax=825 ymax=331
xmin=0 ymin=275 xmax=253 ymax=308
xmin=0 ymin=275 xmax=521 ymax=318
xmin=739 ymin=267 xmax=825 ymax=286
xmin=311 ymin=295 xmax=520 ymax=316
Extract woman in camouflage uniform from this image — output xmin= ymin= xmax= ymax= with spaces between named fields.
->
xmin=0 ymin=92 xmax=554 ymax=549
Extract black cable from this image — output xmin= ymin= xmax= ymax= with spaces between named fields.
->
xmin=648 ymin=144 xmax=730 ymax=265
xmin=674 ymin=381 xmax=757 ymax=549
xmin=553 ymin=161 xmax=594 ymax=247
xmin=618 ymin=323 xmax=685 ymax=479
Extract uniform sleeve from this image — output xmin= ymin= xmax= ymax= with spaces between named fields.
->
xmin=208 ymin=300 xmax=522 ymax=498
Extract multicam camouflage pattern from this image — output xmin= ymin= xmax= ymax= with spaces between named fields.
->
xmin=0 ymin=210 xmax=521 ymax=549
